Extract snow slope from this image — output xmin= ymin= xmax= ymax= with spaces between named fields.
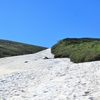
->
xmin=0 ymin=49 xmax=100 ymax=100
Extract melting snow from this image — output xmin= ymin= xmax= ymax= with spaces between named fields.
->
xmin=0 ymin=49 xmax=100 ymax=100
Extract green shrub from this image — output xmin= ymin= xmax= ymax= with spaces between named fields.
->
xmin=51 ymin=38 xmax=100 ymax=63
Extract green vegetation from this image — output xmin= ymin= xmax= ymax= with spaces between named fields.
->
xmin=51 ymin=38 xmax=100 ymax=63
xmin=0 ymin=39 xmax=47 ymax=58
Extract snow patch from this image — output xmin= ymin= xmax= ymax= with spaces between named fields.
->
xmin=0 ymin=49 xmax=100 ymax=100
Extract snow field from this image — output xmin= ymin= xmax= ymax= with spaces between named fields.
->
xmin=0 ymin=49 xmax=100 ymax=100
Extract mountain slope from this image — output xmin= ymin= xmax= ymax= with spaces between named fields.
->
xmin=0 ymin=49 xmax=100 ymax=100
xmin=0 ymin=39 xmax=47 ymax=58
xmin=0 ymin=48 xmax=54 ymax=75
xmin=51 ymin=38 xmax=100 ymax=63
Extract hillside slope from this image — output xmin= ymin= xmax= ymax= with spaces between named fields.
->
xmin=0 ymin=39 xmax=47 ymax=58
xmin=51 ymin=38 xmax=100 ymax=63
xmin=0 ymin=49 xmax=100 ymax=100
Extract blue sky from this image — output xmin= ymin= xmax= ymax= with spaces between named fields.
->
xmin=0 ymin=0 xmax=100 ymax=47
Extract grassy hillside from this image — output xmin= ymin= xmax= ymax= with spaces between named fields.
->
xmin=0 ymin=39 xmax=47 ymax=58
xmin=51 ymin=38 xmax=100 ymax=63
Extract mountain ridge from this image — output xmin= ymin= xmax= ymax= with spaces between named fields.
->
xmin=0 ymin=39 xmax=47 ymax=58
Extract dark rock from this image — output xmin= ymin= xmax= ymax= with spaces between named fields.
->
xmin=43 ymin=57 xmax=49 ymax=59
xmin=25 ymin=61 xmax=28 ymax=63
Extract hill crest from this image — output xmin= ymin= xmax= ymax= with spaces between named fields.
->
xmin=0 ymin=39 xmax=47 ymax=58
